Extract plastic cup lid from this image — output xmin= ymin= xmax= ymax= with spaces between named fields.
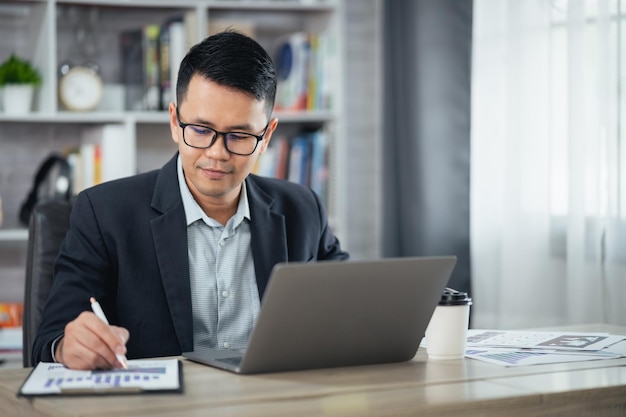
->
xmin=439 ymin=288 xmax=472 ymax=306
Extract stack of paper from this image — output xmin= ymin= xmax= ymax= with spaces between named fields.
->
xmin=464 ymin=330 xmax=626 ymax=366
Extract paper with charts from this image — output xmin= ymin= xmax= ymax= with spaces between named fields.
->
xmin=465 ymin=330 xmax=626 ymax=367
xmin=19 ymin=359 xmax=182 ymax=396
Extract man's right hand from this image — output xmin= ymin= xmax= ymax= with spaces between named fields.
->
xmin=55 ymin=311 xmax=129 ymax=370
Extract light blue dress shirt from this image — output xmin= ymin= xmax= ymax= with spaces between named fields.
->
xmin=177 ymin=156 xmax=260 ymax=351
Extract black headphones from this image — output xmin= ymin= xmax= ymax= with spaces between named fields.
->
xmin=19 ymin=154 xmax=72 ymax=226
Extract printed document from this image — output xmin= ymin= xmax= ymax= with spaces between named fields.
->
xmin=19 ymin=359 xmax=182 ymax=395
xmin=464 ymin=330 xmax=626 ymax=367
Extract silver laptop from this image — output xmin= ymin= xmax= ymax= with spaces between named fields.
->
xmin=183 ymin=256 xmax=457 ymax=374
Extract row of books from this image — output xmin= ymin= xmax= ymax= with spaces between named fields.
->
xmin=120 ymin=19 xmax=187 ymax=111
xmin=65 ymin=125 xmax=131 ymax=195
xmin=65 ymin=143 xmax=103 ymax=195
xmin=274 ymin=32 xmax=337 ymax=112
xmin=59 ymin=126 xmax=329 ymax=200
xmin=119 ymin=16 xmax=336 ymax=112
xmin=254 ymin=130 xmax=329 ymax=204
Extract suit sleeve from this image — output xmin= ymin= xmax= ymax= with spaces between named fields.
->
xmin=311 ymin=189 xmax=349 ymax=261
xmin=32 ymin=191 xmax=114 ymax=364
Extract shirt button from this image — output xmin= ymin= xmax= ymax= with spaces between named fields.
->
xmin=219 ymin=240 xmax=225 ymax=246
xmin=223 ymin=341 xmax=230 ymax=349
xmin=222 ymin=290 xmax=229 ymax=298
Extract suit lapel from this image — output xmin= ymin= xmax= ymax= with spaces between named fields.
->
xmin=150 ymin=155 xmax=193 ymax=352
xmin=246 ymin=177 xmax=288 ymax=299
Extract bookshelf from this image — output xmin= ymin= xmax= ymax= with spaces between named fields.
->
xmin=0 ymin=0 xmax=345 ymax=301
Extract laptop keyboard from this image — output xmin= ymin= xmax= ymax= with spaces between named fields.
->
xmin=216 ymin=356 xmax=243 ymax=367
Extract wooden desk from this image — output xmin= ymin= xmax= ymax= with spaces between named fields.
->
xmin=2 ymin=325 xmax=626 ymax=417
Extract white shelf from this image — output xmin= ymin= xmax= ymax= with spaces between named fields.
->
xmin=0 ymin=112 xmax=126 ymax=124
xmin=0 ymin=229 xmax=28 ymax=242
xmin=55 ymin=0 xmax=201 ymax=7
xmin=206 ymin=1 xmax=337 ymax=12
xmin=53 ymin=0 xmax=337 ymax=11
xmin=0 ymin=110 xmax=334 ymax=124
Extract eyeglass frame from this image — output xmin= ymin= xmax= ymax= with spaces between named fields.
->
xmin=176 ymin=106 xmax=270 ymax=156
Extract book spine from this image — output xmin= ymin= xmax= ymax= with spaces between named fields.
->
xmin=143 ymin=24 xmax=161 ymax=111
xmin=119 ymin=28 xmax=145 ymax=111
xmin=93 ymin=144 xmax=102 ymax=185
xmin=275 ymin=136 xmax=290 ymax=179
xmin=158 ymin=22 xmax=171 ymax=111
xmin=307 ymin=34 xmax=319 ymax=111
xmin=81 ymin=143 xmax=95 ymax=190
xmin=309 ymin=130 xmax=328 ymax=202
xmin=275 ymin=32 xmax=310 ymax=111
xmin=0 ymin=302 xmax=23 ymax=328
xmin=319 ymin=33 xmax=336 ymax=110
xmin=169 ymin=21 xmax=186 ymax=105
xmin=287 ymin=135 xmax=312 ymax=186
xmin=66 ymin=149 xmax=82 ymax=195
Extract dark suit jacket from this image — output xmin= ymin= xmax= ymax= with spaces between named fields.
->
xmin=33 ymin=154 xmax=348 ymax=363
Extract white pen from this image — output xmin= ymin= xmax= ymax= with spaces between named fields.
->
xmin=89 ymin=297 xmax=129 ymax=369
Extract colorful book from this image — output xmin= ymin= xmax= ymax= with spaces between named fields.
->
xmin=287 ymin=135 xmax=312 ymax=186
xmin=275 ymin=32 xmax=310 ymax=111
xmin=119 ymin=25 xmax=161 ymax=111
xmin=309 ymin=130 xmax=328 ymax=201
xmin=0 ymin=302 xmax=22 ymax=328
xmin=159 ymin=17 xmax=187 ymax=110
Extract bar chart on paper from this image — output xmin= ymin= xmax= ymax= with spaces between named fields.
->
xmin=19 ymin=359 xmax=182 ymax=395
xmin=44 ymin=365 xmax=166 ymax=388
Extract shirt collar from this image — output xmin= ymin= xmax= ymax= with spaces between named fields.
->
xmin=177 ymin=155 xmax=250 ymax=227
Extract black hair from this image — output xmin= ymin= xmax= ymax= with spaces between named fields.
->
xmin=176 ymin=31 xmax=277 ymax=117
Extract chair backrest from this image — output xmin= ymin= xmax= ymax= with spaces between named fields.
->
xmin=23 ymin=199 xmax=72 ymax=367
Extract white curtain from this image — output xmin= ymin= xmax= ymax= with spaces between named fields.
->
xmin=471 ymin=0 xmax=624 ymax=329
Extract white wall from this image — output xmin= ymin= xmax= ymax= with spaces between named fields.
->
xmin=342 ymin=0 xmax=383 ymax=259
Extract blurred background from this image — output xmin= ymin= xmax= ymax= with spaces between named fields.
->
xmin=1 ymin=0 xmax=624 ymax=337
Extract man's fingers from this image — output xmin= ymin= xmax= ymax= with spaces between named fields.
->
xmin=61 ymin=312 xmax=129 ymax=370
xmin=64 ymin=316 xmax=117 ymax=369
xmin=60 ymin=330 xmax=114 ymax=370
xmin=80 ymin=312 xmax=128 ymax=356
xmin=111 ymin=326 xmax=130 ymax=345
xmin=61 ymin=336 xmax=112 ymax=370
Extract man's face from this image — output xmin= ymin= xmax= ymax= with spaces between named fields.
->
xmin=169 ymin=74 xmax=277 ymax=207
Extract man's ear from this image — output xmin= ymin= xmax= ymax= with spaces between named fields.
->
xmin=169 ymin=102 xmax=180 ymax=145
xmin=259 ymin=117 xmax=279 ymax=153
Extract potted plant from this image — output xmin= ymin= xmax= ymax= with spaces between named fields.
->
xmin=0 ymin=54 xmax=42 ymax=115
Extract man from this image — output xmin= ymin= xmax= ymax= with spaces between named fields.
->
xmin=33 ymin=32 xmax=348 ymax=370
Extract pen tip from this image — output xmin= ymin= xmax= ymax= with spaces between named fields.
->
xmin=89 ymin=297 xmax=96 ymax=304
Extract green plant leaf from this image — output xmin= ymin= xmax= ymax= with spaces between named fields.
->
xmin=0 ymin=54 xmax=42 ymax=86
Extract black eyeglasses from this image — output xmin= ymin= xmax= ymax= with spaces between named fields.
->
xmin=176 ymin=107 xmax=269 ymax=156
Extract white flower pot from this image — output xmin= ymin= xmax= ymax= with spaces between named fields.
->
xmin=2 ymin=84 xmax=35 ymax=115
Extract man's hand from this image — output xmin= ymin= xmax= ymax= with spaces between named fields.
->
xmin=55 ymin=311 xmax=129 ymax=370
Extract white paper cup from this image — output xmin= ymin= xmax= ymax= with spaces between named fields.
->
xmin=425 ymin=289 xmax=472 ymax=360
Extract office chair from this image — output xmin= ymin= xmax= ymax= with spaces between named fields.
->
xmin=23 ymin=199 xmax=72 ymax=367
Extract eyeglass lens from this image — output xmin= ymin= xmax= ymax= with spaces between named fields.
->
xmin=183 ymin=125 xmax=259 ymax=155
